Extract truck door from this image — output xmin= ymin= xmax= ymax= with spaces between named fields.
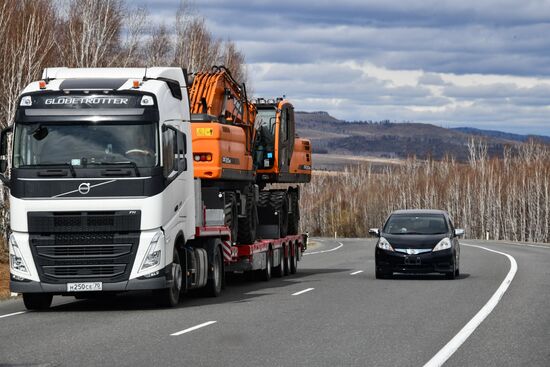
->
xmin=278 ymin=106 xmax=293 ymax=173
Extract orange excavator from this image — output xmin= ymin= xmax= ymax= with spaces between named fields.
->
xmin=189 ymin=66 xmax=258 ymax=244
xmin=188 ymin=67 xmax=311 ymax=242
xmin=253 ymin=98 xmax=312 ymax=236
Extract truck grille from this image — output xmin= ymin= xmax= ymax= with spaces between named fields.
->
xmin=42 ymin=264 xmax=127 ymax=278
xmin=28 ymin=211 xmax=141 ymax=284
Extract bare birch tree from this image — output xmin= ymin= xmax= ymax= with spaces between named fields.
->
xmin=57 ymin=0 xmax=123 ymax=67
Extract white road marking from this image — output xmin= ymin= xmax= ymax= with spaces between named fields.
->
xmin=423 ymin=243 xmax=518 ymax=367
xmin=304 ymin=242 xmax=343 ymax=255
xmin=504 ymin=242 xmax=550 ymax=250
xmin=0 ymin=311 xmax=26 ymax=319
xmin=292 ymin=288 xmax=315 ymax=296
xmin=350 ymin=270 xmax=364 ymax=275
xmin=171 ymin=321 xmax=217 ymax=336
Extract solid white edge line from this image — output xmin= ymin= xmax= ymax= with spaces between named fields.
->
xmin=423 ymin=243 xmax=518 ymax=367
xmin=350 ymin=270 xmax=364 ymax=275
xmin=0 ymin=311 xmax=26 ymax=319
xmin=171 ymin=321 xmax=217 ymax=336
xmin=303 ymin=242 xmax=343 ymax=255
xmin=292 ymin=287 xmax=315 ymax=296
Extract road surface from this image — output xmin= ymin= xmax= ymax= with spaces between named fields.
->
xmin=0 ymin=238 xmax=549 ymax=366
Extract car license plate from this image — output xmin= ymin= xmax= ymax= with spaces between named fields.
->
xmin=405 ymin=256 xmax=421 ymax=265
xmin=66 ymin=282 xmax=103 ymax=292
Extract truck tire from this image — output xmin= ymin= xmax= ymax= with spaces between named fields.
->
xmin=23 ymin=293 xmax=52 ymax=310
xmin=290 ymin=242 xmax=298 ymax=274
xmin=270 ymin=191 xmax=289 ymax=238
xmin=237 ymin=190 xmax=258 ymax=244
xmin=156 ymin=249 xmax=183 ymax=307
xmin=260 ymin=250 xmax=272 ymax=281
xmin=287 ymin=190 xmax=300 ymax=235
xmin=204 ymin=246 xmax=223 ymax=297
xmin=224 ymin=192 xmax=238 ymax=243
xmin=274 ymin=247 xmax=285 ymax=278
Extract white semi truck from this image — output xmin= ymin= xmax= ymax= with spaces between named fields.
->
xmin=0 ymin=68 xmax=306 ymax=310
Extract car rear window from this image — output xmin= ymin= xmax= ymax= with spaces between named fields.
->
xmin=383 ymin=214 xmax=448 ymax=235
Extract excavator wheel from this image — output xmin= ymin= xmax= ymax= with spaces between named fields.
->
xmin=287 ymin=190 xmax=300 ymax=235
xmin=237 ymin=190 xmax=258 ymax=244
xmin=269 ymin=191 xmax=289 ymax=238
xmin=224 ymin=192 xmax=238 ymax=243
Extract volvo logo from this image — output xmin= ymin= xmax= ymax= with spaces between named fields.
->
xmin=78 ymin=182 xmax=91 ymax=195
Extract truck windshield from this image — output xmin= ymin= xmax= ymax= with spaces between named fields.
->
xmin=13 ymin=122 xmax=158 ymax=168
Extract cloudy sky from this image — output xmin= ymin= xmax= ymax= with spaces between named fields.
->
xmin=143 ymin=0 xmax=550 ymax=136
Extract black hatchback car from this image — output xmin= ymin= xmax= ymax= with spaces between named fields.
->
xmin=369 ymin=209 xmax=464 ymax=279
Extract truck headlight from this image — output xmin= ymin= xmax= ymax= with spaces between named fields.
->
xmin=377 ymin=237 xmax=394 ymax=252
xmin=9 ymin=234 xmax=30 ymax=275
xmin=433 ymin=237 xmax=452 ymax=252
xmin=139 ymin=231 xmax=163 ymax=272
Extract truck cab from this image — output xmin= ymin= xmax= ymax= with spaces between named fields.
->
xmin=1 ymin=67 xmax=197 ymax=308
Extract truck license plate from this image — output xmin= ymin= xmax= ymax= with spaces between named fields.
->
xmin=66 ymin=282 xmax=103 ymax=292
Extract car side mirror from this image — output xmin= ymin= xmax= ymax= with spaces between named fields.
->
xmin=454 ymin=228 xmax=465 ymax=237
xmin=368 ymin=228 xmax=380 ymax=237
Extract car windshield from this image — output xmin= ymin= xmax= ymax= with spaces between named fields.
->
xmin=13 ymin=122 xmax=158 ymax=168
xmin=383 ymin=214 xmax=448 ymax=235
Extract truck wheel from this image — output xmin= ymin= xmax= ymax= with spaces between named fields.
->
xmin=274 ymin=247 xmax=285 ymax=278
xmin=224 ymin=192 xmax=238 ymax=243
xmin=237 ymin=190 xmax=258 ymax=244
xmin=23 ymin=293 xmax=52 ymax=310
xmin=287 ymin=190 xmax=300 ymax=235
xmin=260 ymin=250 xmax=272 ymax=281
xmin=270 ymin=191 xmax=289 ymax=238
xmin=156 ymin=249 xmax=182 ymax=307
xmin=205 ymin=246 xmax=223 ymax=297
xmin=290 ymin=242 xmax=298 ymax=274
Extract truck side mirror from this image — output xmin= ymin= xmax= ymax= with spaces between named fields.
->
xmin=0 ymin=125 xmax=13 ymax=186
xmin=368 ymin=228 xmax=380 ymax=237
xmin=0 ymin=125 xmax=11 ymax=156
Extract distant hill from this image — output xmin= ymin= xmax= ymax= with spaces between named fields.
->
xmin=295 ymin=111 xmax=548 ymax=162
xmin=452 ymin=127 xmax=550 ymax=144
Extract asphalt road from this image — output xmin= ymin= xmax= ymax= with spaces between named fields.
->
xmin=0 ymin=238 xmax=549 ymax=367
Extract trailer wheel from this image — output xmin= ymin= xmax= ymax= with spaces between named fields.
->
xmin=260 ymin=250 xmax=272 ymax=281
xmin=283 ymin=244 xmax=290 ymax=276
xmin=238 ymin=190 xmax=258 ymax=244
xmin=156 ymin=249 xmax=182 ymax=307
xmin=290 ymin=242 xmax=298 ymax=274
xmin=274 ymin=247 xmax=285 ymax=278
xmin=205 ymin=246 xmax=223 ymax=297
xmin=23 ymin=293 xmax=52 ymax=311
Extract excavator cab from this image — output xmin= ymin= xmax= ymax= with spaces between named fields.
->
xmin=254 ymin=98 xmax=311 ymax=185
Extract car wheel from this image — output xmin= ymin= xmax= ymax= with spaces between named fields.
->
xmin=446 ymin=261 xmax=457 ymax=280
xmin=375 ymin=267 xmax=391 ymax=279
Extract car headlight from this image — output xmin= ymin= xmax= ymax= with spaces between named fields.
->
xmin=9 ymin=234 xmax=31 ymax=275
xmin=139 ymin=230 xmax=164 ymax=272
xmin=377 ymin=237 xmax=394 ymax=252
xmin=433 ymin=237 xmax=452 ymax=252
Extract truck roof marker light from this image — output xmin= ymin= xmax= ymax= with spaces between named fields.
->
xmin=38 ymin=80 xmax=46 ymax=89
xmin=132 ymin=80 xmax=140 ymax=88
xmin=20 ymin=96 xmax=32 ymax=107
